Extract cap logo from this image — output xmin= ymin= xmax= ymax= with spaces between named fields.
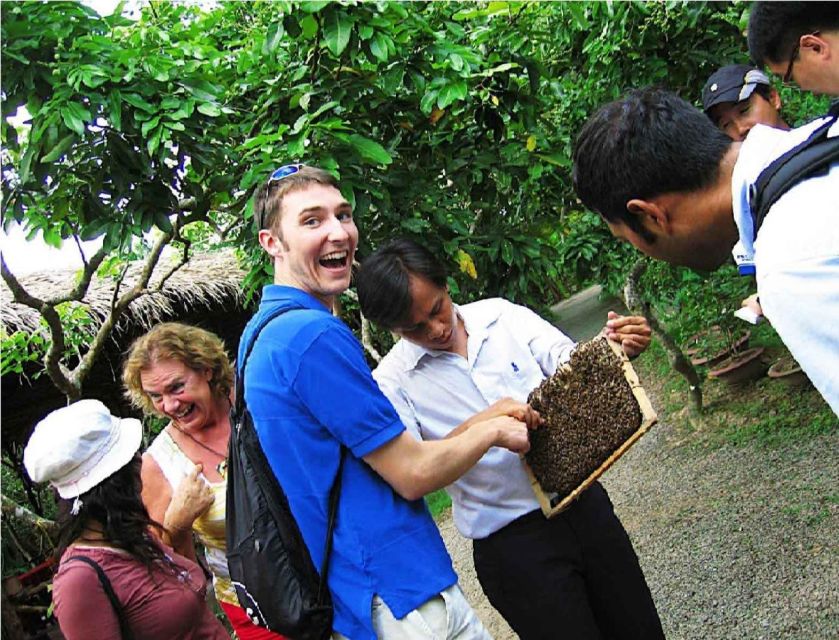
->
xmin=711 ymin=83 xmax=718 ymax=92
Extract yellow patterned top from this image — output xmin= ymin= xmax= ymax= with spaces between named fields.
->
xmin=146 ymin=429 xmax=237 ymax=605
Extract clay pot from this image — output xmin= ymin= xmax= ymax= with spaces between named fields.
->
xmin=686 ymin=326 xmax=751 ymax=367
xmin=708 ymin=347 xmax=767 ymax=385
xmin=768 ymin=354 xmax=812 ymax=388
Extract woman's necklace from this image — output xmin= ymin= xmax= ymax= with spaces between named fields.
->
xmin=172 ymin=425 xmax=228 ymax=479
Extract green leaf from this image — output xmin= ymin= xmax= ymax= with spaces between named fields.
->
xmin=141 ymin=115 xmax=161 ymax=137
xmin=43 ymin=226 xmax=63 ymax=249
xmin=60 ymin=107 xmax=85 ymax=136
xmin=436 ymin=81 xmax=468 ymax=110
xmin=323 ymin=9 xmax=353 ymax=56
xmin=501 ymin=240 xmax=514 ymax=266
xmin=420 ymin=90 xmax=438 ymax=115
xmin=300 ymin=15 xmax=319 ymax=39
xmin=19 ymin=146 xmax=36 ymax=183
xmin=147 ymin=127 xmax=163 ymax=155
xmin=108 ymin=90 xmax=122 ymax=130
xmin=180 ymin=80 xmax=221 ymax=103
xmin=370 ymin=33 xmax=388 ymax=62
xmin=263 ymin=22 xmax=285 ymax=54
xmin=41 ymin=133 xmax=76 ymax=163
xmin=348 ymin=134 xmax=392 ymax=165
xmin=197 ymin=103 xmax=222 ymax=117
xmin=308 ymin=100 xmax=339 ymax=121
xmin=122 ymin=93 xmax=156 ymax=113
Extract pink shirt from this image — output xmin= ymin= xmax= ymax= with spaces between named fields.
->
xmin=53 ymin=544 xmax=229 ymax=639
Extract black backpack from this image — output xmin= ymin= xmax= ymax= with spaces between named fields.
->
xmin=749 ymin=109 xmax=839 ymax=237
xmin=226 ymin=307 xmax=346 ymax=639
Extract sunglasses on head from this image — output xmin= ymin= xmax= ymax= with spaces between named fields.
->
xmin=267 ymin=163 xmax=305 ymax=184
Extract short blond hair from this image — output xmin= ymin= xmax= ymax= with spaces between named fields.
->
xmin=122 ymin=323 xmax=234 ymax=416
xmin=253 ymin=165 xmax=340 ymax=233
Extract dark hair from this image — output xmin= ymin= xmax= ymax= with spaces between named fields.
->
xmin=252 ymin=165 xmax=339 ymax=233
xmin=572 ymin=87 xmax=731 ymax=236
xmin=748 ymin=2 xmax=839 ymax=66
xmin=56 ymin=454 xmax=168 ymax=571
xmin=357 ymin=238 xmax=448 ymax=330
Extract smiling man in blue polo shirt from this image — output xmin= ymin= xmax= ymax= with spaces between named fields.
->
xmin=240 ymin=165 xmax=533 ymax=640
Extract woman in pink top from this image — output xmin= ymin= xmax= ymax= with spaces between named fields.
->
xmin=24 ymin=399 xmax=228 ymax=640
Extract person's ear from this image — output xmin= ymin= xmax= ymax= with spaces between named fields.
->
xmin=801 ymin=32 xmax=828 ymax=60
xmin=626 ymin=199 xmax=672 ymax=235
xmin=258 ymin=228 xmax=284 ymax=259
xmin=768 ymin=87 xmax=782 ymax=111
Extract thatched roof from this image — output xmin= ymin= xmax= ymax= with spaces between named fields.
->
xmin=1 ymin=249 xmax=258 ymax=448
xmin=2 ymin=249 xmax=249 ymax=337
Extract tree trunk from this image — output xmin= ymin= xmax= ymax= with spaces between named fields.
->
xmin=624 ymin=259 xmax=703 ymax=415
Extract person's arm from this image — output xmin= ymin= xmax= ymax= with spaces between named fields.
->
xmin=140 ymin=454 xmax=212 ymax=561
xmin=604 ymin=311 xmax=652 ymax=358
xmin=363 ymin=415 xmax=530 ymax=501
xmin=53 ymin=562 xmax=122 ymax=640
xmin=445 ymin=397 xmax=541 ymax=439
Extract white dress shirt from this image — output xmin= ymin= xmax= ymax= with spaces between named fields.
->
xmin=731 ymin=120 xmax=839 ymax=416
xmin=373 ymin=298 xmax=576 ymax=539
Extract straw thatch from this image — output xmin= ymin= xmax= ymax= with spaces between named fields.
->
xmin=1 ymin=249 xmax=256 ymax=447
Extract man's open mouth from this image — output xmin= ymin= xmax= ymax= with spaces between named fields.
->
xmin=319 ymin=250 xmax=349 ymax=269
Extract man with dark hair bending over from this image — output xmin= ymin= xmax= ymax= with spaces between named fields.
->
xmin=357 ymin=237 xmax=663 ymax=640
xmin=572 ymin=87 xmax=839 ymax=415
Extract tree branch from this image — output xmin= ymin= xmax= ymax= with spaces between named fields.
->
xmin=50 ymin=244 xmax=109 ymax=304
xmin=341 ymin=287 xmax=382 ymax=363
xmin=1 ymin=496 xmax=58 ymax=537
xmin=1 ymin=255 xmax=76 ymax=399
xmin=70 ymin=229 xmax=182 ymax=391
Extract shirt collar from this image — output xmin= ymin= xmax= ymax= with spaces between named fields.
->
xmin=261 ymin=284 xmax=331 ymax=311
xmin=398 ymin=302 xmax=502 ymax=372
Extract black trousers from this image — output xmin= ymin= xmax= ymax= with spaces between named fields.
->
xmin=472 ymin=482 xmax=664 ymax=640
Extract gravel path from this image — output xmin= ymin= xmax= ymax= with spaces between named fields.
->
xmin=439 ymin=391 xmax=838 ymax=639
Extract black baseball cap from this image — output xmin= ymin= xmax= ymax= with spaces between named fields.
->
xmin=702 ymin=64 xmax=772 ymax=113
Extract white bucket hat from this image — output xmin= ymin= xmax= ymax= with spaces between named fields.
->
xmin=24 ymin=399 xmax=143 ymax=500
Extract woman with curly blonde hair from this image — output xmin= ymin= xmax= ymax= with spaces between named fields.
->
xmin=124 ymin=322 xmax=285 ymax=640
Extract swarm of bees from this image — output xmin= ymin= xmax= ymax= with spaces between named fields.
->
xmin=525 ymin=338 xmax=642 ymax=497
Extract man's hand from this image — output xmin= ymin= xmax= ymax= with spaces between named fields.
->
xmin=163 ymin=463 xmax=214 ymax=534
xmin=477 ymin=397 xmax=542 ymax=431
xmin=741 ymin=293 xmax=763 ymax=317
xmin=604 ymin=311 xmax=652 ymax=358
xmin=477 ymin=415 xmax=531 ymax=454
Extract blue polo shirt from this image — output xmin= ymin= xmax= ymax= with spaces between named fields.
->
xmin=238 ymin=286 xmax=456 ymax=640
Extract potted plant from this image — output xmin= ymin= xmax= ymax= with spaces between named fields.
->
xmin=701 ymin=306 xmax=768 ymax=385
xmin=684 ymin=325 xmax=751 ymax=367
xmin=767 ymin=351 xmax=812 ymax=388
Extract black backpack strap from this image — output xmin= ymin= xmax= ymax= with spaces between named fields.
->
xmin=66 ymin=555 xmax=134 ymax=640
xmin=234 ymin=306 xmax=296 ymax=420
xmin=235 ymin=306 xmax=346 ymax=601
xmin=749 ymin=115 xmax=839 ymax=238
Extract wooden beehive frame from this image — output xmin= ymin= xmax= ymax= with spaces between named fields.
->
xmin=523 ymin=337 xmax=657 ymax=518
